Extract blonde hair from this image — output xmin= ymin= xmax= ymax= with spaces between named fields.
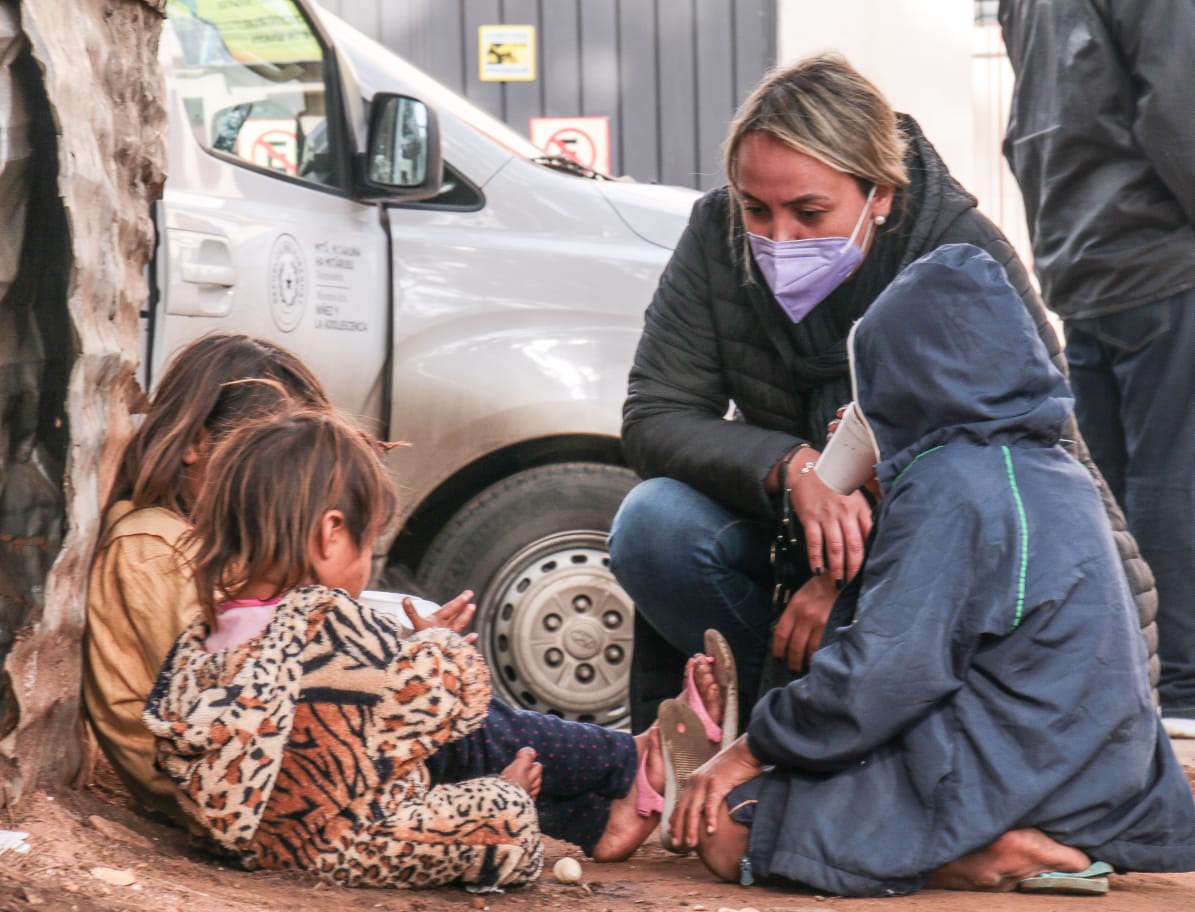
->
xmin=724 ymin=52 xmax=909 ymax=202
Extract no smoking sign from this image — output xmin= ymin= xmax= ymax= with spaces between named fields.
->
xmin=530 ymin=116 xmax=611 ymax=175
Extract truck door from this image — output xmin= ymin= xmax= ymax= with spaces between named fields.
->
xmin=151 ymin=0 xmax=389 ymax=420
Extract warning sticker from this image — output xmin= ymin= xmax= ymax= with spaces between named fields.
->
xmin=479 ymin=25 xmax=537 ymax=82
xmin=529 ymin=116 xmax=611 ymax=175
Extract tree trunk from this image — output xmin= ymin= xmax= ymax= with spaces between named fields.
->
xmin=0 ymin=0 xmax=165 ymax=808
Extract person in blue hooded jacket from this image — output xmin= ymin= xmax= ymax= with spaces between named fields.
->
xmin=665 ymin=244 xmax=1195 ymax=897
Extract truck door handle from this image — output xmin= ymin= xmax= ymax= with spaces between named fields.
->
xmin=180 ymin=261 xmax=237 ymax=287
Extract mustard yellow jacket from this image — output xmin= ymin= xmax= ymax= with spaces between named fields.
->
xmin=83 ymin=501 xmax=197 ymax=820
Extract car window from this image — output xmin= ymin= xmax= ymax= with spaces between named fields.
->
xmin=164 ymin=0 xmax=340 ymax=188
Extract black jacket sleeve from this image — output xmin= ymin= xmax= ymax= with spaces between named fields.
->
xmin=621 ymin=195 xmax=802 ymax=519
xmin=1100 ymin=0 xmax=1195 ymax=223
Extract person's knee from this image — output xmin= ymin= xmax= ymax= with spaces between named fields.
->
xmin=698 ymin=846 xmax=744 ymax=883
xmin=611 ymin=479 xmax=682 ymax=541
xmin=610 ymin=478 xmax=772 ymax=635
xmin=694 ymin=815 xmax=750 ymax=882
xmin=609 ymin=478 xmax=704 ymax=577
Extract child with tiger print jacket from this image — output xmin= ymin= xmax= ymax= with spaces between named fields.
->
xmin=143 ymin=408 xmax=543 ymax=891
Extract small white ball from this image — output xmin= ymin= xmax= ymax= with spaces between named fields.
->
xmin=553 ymin=856 xmax=583 ymax=883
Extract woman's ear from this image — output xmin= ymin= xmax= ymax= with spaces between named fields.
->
xmin=873 ymin=184 xmax=895 ymax=221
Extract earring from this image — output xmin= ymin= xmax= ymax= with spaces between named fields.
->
xmin=874 ymin=215 xmax=887 ymax=226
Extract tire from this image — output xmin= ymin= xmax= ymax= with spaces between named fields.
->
xmin=416 ymin=463 xmax=639 ymax=728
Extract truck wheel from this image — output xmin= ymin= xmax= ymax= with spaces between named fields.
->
xmin=416 ymin=463 xmax=639 ymax=728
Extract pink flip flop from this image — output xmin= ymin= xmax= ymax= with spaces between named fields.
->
xmin=635 ymin=736 xmax=664 ymax=817
xmin=679 ymin=630 xmax=739 ymax=751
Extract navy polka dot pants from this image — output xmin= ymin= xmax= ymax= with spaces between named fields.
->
xmin=426 ymin=698 xmax=637 ymax=855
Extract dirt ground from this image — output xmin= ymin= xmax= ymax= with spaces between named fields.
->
xmin=3 ymin=742 xmax=1195 ymax=912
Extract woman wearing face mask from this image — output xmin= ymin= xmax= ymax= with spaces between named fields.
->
xmin=608 ymin=52 xmax=1151 ymax=729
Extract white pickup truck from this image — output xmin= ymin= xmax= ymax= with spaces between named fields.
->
xmin=150 ymin=0 xmax=699 ymax=727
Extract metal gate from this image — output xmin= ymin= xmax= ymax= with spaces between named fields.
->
xmin=319 ymin=0 xmax=776 ymax=189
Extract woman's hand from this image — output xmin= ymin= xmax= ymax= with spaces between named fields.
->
xmin=405 ymin=590 xmax=477 ymax=639
xmin=671 ymin=736 xmax=762 ymax=850
xmin=773 ymin=573 xmax=837 ymax=673
xmin=786 ymin=450 xmax=872 ymax=584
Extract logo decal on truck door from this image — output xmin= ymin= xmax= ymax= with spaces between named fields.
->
xmin=269 ymin=234 xmax=306 ymax=332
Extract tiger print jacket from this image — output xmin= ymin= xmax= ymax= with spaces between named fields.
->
xmin=143 ymin=585 xmax=543 ymax=890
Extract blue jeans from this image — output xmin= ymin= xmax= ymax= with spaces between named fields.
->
xmin=609 ymin=477 xmax=781 ymax=729
xmin=1065 ymin=289 xmax=1195 ymax=716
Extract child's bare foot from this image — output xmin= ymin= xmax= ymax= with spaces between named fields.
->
xmin=501 ymin=747 xmax=543 ymax=799
xmin=591 ymin=728 xmax=664 ymax=862
xmin=927 ymin=829 xmax=1091 ymax=891
xmin=590 ymin=651 xmax=728 ymax=862
xmin=685 ymin=654 xmax=724 ymax=729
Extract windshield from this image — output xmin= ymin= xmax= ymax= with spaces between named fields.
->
xmin=316 ymin=8 xmax=546 ymax=162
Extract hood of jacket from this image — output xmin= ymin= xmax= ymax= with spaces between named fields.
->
xmin=850 ymin=244 xmax=1073 ymax=486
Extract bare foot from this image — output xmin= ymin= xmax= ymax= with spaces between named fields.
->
xmin=590 ymin=655 xmax=726 ymax=863
xmin=928 ymin=829 xmax=1091 ymax=892
xmin=591 ymin=728 xmax=665 ymax=862
xmin=685 ymin=654 xmax=724 ymax=730
xmin=501 ymin=747 xmax=543 ymax=799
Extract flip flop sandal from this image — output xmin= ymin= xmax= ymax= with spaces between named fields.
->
xmin=635 ymin=734 xmax=664 ymax=817
xmin=658 ymin=698 xmax=718 ymax=854
xmin=1017 ymin=861 xmax=1113 ymax=895
xmin=704 ymin=628 xmax=739 ymax=750
xmin=678 ymin=630 xmax=739 ymax=751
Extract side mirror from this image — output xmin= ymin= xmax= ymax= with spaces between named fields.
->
xmin=356 ymin=93 xmax=443 ymax=202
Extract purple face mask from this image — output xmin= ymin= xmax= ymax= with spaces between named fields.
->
xmin=748 ymin=186 xmax=876 ymax=323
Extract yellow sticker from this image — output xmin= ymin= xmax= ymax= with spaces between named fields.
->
xmin=479 ymin=25 xmax=537 ymax=82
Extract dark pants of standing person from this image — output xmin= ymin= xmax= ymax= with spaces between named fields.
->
xmin=1064 ymin=288 xmax=1195 ymax=718
xmin=609 ymin=477 xmax=790 ymax=731
xmin=426 ymin=698 xmax=637 ymax=855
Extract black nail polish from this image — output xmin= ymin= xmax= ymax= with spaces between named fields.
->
xmin=835 ymin=578 xmax=845 ymax=591
xmin=813 ymin=566 xmax=824 ymax=576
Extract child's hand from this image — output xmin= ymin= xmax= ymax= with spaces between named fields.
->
xmin=404 ymin=590 xmax=477 ymax=635
xmin=826 ymin=405 xmax=847 ymax=442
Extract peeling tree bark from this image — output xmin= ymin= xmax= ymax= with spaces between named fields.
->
xmin=0 ymin=0 xmax=165 ymax=807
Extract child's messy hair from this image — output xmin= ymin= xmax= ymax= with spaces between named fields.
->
xmin=117 ymin=332 xmax=331 ymax=515
xmin=188 ymin=408 xmax=397 ymax=626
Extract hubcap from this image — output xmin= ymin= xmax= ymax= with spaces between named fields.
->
xmin=479 ymin=531 xmax=633 ymax=728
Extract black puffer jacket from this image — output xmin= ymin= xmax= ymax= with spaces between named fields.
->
xmin=622 ymin=115 xmax=1159 ymax=683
